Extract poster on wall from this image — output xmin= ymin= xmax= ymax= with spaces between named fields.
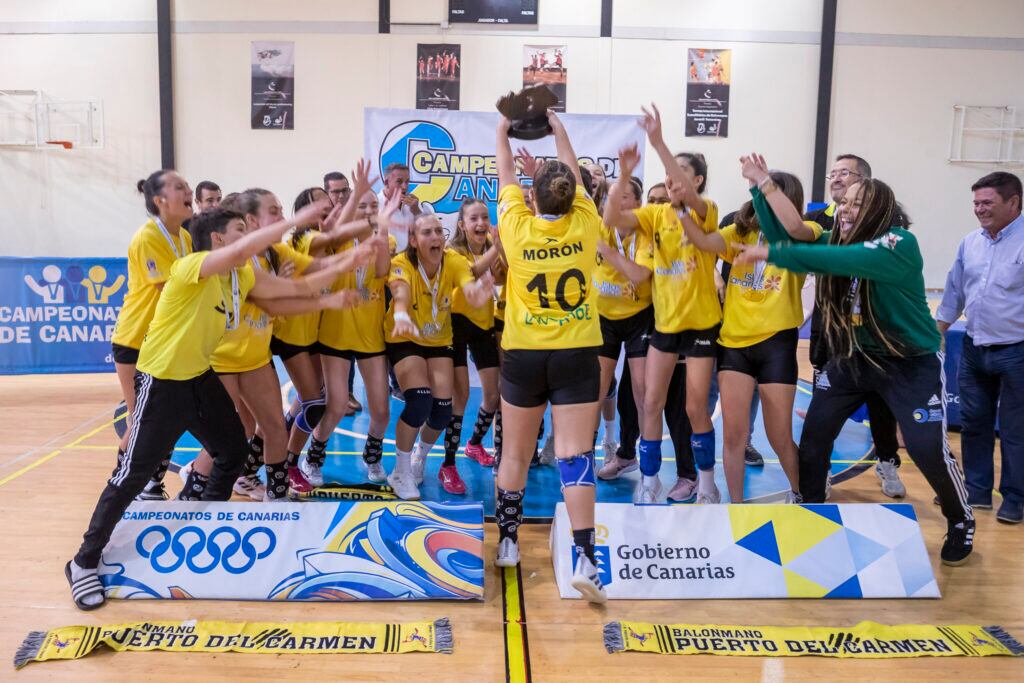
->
xmin=685 ymin=48 xmax=731 ymax=137
xmin=417 ymin=44 xmax=461 ymax=110
xmin=522 ymin=45 xmax=566 ymax=112
xmin=251 ymin=41 xmax=295 ymax=130
xmin=448 ymin=0 xmax=538 ymax=24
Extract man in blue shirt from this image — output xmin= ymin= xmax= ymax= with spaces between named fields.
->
xmin=937 ymin=172 xmax=1024 ymax=524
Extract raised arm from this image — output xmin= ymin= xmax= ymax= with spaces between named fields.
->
xmin=741 ymin=153 xmax=817 ymax=241
xmin=496 ymin=117 xmax=518 ymax=191
xmin=200 ymin=199 xmax=329 ymax=278
xmin=250 ymin=289 xmax=360 ymax=317
xmin=249 ymin=243 xmax=374 ymax=299
xmin=602 ymin=144 xmax=641 ymax=231
xmin=547 ymin=110 xmax=583 ymax=186
xmin=666 ymin=176 xmax=725 ymax=254
xmin=639 ymin=103 xmax=706 ymax=220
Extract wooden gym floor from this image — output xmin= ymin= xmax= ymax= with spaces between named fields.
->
xmin=0 ymin=369 xmax=1021 ymax=682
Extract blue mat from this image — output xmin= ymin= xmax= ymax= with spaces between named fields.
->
xmin=166 ymin=359 xmax=875 ymax=521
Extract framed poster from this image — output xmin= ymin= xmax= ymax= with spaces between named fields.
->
xmin=523 ymin=45 xmax=566 ymax=112
xmin=685 ymin=48 xmax=731 ymax=137
xmin=251 ymin=41 xmax=294 ymax=130
xmin=417 ymin=44 xmax=461 ymax=110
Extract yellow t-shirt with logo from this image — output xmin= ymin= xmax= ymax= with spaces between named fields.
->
xmin=272 ymin=230 xmax=321 ymax=347
xmin=449 ymin=245 xmax=495 ymax=331
xmin=111 ymin=219 xmax=193 ymax=350
xmin=634 ymin=199 xmax=722 ymax=334
xmin=137 ymin=252 xmax=256 ymax=381
xmin=497 ymin=184 xmax=602 ymax=350
xmin=594 ymin=225 xmax=654 ymax=320
xmin=209 ymin=243 xmax=311 ymax=373
xmin=319 ymin=237 xmax=387 ymax=354
xmin=718 ymin=221 xmax=823 ymax=348
xmin=384 ymin=249 xmax=474 ymax=347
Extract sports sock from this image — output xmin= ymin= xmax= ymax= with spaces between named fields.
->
xmin=443 ymin=414 xmax=463 ymax=467
xmin=493 ymin=410 xmax=503 ymax=456
xmin=395 ymin=446 xmax=412 ymax=476
xmin=698 ymin=469 xmax=717 ymax=496
xmin=573 ymin=527 xmax=596 ymax=563
xmin=265 ymin=461 xmax=289 ymax=499
xmin=468 ymin=408 xmax=495 ymax=446
xmin=307 ymin=437 xmax=328 ymax=468
xmin=178 ymin=469 xmax=209 ymax=501
xmin=496 ymin=487 xmax=524 ymax=542
xmin=362 ymin=434 xmax=383 ymax=464
xmin=286 ymin=450 xmax=300 ymax=469
xmin=603 ymin=418 xmax=615 ymax=442
xmin=242 ymin=435 xmax=264 ymax=478
xmin=146 ymin=457 xmax=170 ymax=488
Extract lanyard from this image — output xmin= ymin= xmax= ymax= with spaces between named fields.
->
xmin=750 ymin=232 xmax=768 ymax=290
xmin=251 ymin=255 xmax=263 ymax=271
xmin=353 ymin=237 xmax=367 ymax=293
xmin=224 ymin=269 xmax=240 ymax=331
xmin=613 ymin=229 xmax=636 ymax=261
xmin=155 ymin=217 xmax=188 ymax=258
xmin=417 ymin=259 xmax=443 ymax=324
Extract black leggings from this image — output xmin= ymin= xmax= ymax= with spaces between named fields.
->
xmin=618 ymin=361 xmax=696 ymax=480
xmin=800 ymin=353 xmax=971 ymax=523
xmin=74 ymin=369 xmax=248 ymax=569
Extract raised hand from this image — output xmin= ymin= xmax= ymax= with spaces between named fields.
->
xmin=516 ymin=146 xmax=540 ymax=178
xmin=739 ymin=153 xmax=770 ymax=188
xmin=638 ymin=103 xmax=664 ymax=146
xmin=546 ymin=108 xmax=566 ymax=135
xmin=618 ymin=143 xmax=641 ymax=178
xmin=322 ymin=289 xmax=362 ymax=310
xmin=352 ymin=158 xmax=377 ymax=196
xmin=294 ymin=197 xmax=333 ymax=229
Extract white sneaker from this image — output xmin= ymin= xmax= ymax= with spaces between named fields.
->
xmin=784 ymin=490 xmax=803 ymax=504
xmin=366 ymin=460 xmax=387 ymax=484
xmin=825 ymin=471 xmax=833 ymax=500
xmin=571 ymin=552 xmax=607 ymax=604
xmin=539 ymin=435 xmax=556 ymax=466
xmin=233 ymin=475 xmax=266 ymax=501
xmin=696 ymin=485 xmax=721 ymax=504
xmin=666 ymin=477 xmax=697 ymax=502
xmin=601 ymin=436 xmax=618 ymax=464
xmin=177 ymin=460 xmax=193 ymax=484
xmin=387 ymin=470 xmax=421 ymax=500
xmin=410 ymin=444 xmax=427 ymax=485
xmin=495 ymin=537 xmax=520 ymax=567
xmin=634 ymin=477 xmax=663 ymax=504
xmin=597 ymin=454 xmax=638 ymax=480
xmin=298 ymin=455 xmax=324 ymax=488
xmin=875 ymin=460 xmax=906 ymax=499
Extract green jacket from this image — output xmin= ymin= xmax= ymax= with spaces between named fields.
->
xmin=767 ymin=226 xmax=940 ymax=356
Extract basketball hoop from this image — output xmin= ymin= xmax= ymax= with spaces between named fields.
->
xmin=45 ymin=140 xmax=73 ymax=149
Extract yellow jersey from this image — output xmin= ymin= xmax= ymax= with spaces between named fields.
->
xmin=634 ymin=199 xmax=722 ymax=334
xmin=319 ymin=237 xmax=387 ymax=354
xmin=718 ymin=222 xmax=823 ymax=348
xmin=384 ymin=249 xmax=474 ymax=347
xmin=497 ymin=184 xmax=602 ymax=350
xmin=111 ymin=219 xmax=193 ymax=350
xmin=449 ymin=245 xmax=495 ymax=331
xmin=272 ymin=230 xmax=320 ymax=347
xmin=209 ymin=244 xmax=311 ymax=373
xmin=137 ymin=252 xmax=256 ymax=381
xmin=593 ymin=225 xmax=654 ymax=320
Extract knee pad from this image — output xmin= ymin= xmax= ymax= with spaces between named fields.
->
xmin=295 ymin=397 xmax=326 ymax=433
xmin=638 ymin=438 xmax=663 ymax=477
xmin=399 ymin=387 xmax=433 ymax=429
xmin=426 ymin=397 xmax=453 ymax=431
xmin=558 ymin=451 xmax=596 ymax=489
xmin=691 ymin=430 xmax=716 ymax=471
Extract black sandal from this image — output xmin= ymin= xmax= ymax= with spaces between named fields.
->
xmin=65 ymin=561 xmax=105 ymax=611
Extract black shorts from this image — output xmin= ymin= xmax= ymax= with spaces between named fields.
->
xmin=386 ymin=341 xmax=455 ymax=367
xmin=111 ymin=342 xmax=139 ymax=365
xmin=270 ymin=336 xmax=315 ymax=361
xmin=452 ymin=314 xmax=500 ymax=370
xmin=649 ymin=324 xmax=720 ymax=358
xmin=314 ymin=342 xmax=383 ymax=362
xmin=501 ymin=347 xmax=600 ymax=408
xmin=599 ymin=307 xmax=653 ymax=360
xmin=494 ymin=318 xmax=505 ymax=334
xmin=718 ymin=328 xmax=799 ymax=384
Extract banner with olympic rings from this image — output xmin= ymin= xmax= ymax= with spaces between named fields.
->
xmin=99 ymin=501 xmax=484 ymax=602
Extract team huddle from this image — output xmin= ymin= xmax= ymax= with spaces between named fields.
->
xmin=65 ymin=104 xmax=975 ymax=610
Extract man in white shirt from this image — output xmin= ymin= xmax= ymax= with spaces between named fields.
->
xmin=377 ymin=162 xmax=434 ymax=252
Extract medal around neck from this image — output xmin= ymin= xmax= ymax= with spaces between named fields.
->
xmin=496 ymin=85 xmax=559 ymax=140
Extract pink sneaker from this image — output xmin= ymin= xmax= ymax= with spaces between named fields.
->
xmin=438 ymin=464 xmax=467 ymax=494
xmin=666 ymin=477 xmax=697 ymax=502
xmin=288 ymin=466 xmax=314 ymax=494
xmin=464 ymin=443 xmax=495 ymax=467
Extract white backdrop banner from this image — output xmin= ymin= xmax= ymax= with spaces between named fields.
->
xmin=99 ymin=501 xmax=484 ymax=602
xmin=551 ymin=503 xmax=938 ymax=600
xmin=363 ymin=107 xmax=645 ymax=246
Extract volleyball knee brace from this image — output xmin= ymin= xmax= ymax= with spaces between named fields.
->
xmin=426 ymin=397 xmax=453 ymax=431
xmin=295 ymin=396 xmax=326 ymax=433
xmin=558 ymin=450 xmax=596 ymax=490
xmin=399 ymin=388 xmax=433 ymax=429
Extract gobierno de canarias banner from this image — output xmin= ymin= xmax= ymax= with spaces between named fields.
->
xmin=363 ymin=107 xmax=645 ymax=239
xmin=99 ymin=501 xmax=484 ymax=602
xmin=551 ymin=502 xmax=939 ymax=600
xmin=0 ymin=256 xmax=127 ymax=375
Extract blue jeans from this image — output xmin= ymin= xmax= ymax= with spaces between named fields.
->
xmin=959 ymin=335 xmax=1024 ymax=505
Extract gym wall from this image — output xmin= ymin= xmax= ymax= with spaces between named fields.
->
xmin=2 ymin=0 xmax=1021 ymax=286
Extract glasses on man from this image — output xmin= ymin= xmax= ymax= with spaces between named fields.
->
xmin=825 ymin=169 xmax=862 ymax=182
xmin=330 ymin=187 xmax=352 ymax=197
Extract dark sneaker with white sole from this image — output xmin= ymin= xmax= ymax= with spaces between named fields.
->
xmin=940 ymin=518 xmax=975 ymax=566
